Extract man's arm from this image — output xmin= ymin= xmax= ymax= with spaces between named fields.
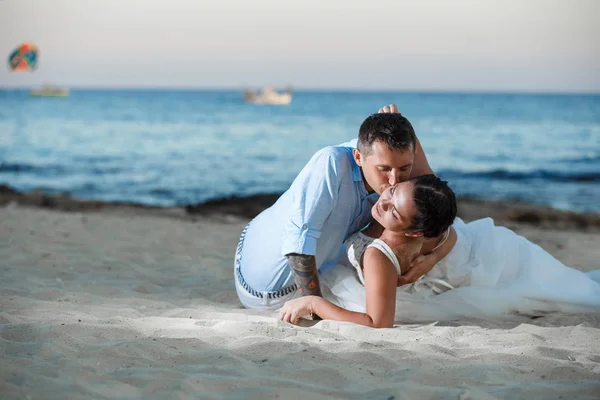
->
xmin=286 ymin=253 xmax=322 ymax=297
xmin=281 ymin=147 xmax=347 ymax=302
xmin=286 ymin=253 xmax=323 ymax=320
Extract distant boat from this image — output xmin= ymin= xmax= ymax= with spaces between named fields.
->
xmin=30 ymin=84 xmax=69 ymax=97
xmin=243 ymin=86 xmax=292 ymax=105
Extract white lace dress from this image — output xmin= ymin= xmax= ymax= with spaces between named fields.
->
xmin=319 ymin=217 xmax=600 ymax=322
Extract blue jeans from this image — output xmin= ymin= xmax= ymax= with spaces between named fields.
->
xmin=234 ymin=223 xmax=298 ymax=310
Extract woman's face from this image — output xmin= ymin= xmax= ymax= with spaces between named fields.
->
xmin=372 ymin=181 xmax=418 ymax=233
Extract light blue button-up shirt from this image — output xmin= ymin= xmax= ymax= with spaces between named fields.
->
xmin=238 ymin=139 xmax=379 ymax=292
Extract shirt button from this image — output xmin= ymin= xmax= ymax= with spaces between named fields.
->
xmin=302 ymin=224 xmax=308 ymax=229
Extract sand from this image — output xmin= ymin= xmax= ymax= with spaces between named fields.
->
xmin=1 ymin=201 xmax=600 ymax=399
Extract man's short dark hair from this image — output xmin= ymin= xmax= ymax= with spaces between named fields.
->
xmin=358 ymin=113 xmax=417 ymax=155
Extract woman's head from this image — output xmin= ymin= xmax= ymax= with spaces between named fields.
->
xmin=372 ymin=174 xmax=457 ymax=238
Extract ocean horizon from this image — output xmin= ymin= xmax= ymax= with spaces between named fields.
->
xmin=3 ymin=86 xmax=600 ymax=95
xmin=1 ymin=89 xmax=599 ymax=212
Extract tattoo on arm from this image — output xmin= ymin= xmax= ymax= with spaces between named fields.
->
xmin=286 ymin=253 xmax=322 ymax=298
xmin=286 ymin=253 xmax=322 ymax=320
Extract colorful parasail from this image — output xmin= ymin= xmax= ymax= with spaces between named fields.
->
xmin=8 ymin=42 xmax=39 ymax=72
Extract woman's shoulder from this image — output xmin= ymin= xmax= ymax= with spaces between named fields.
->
xmin=363 ymin=245 xmax=391 ymax=261
xmin=363 ymin=241 xmax=402 ymax=275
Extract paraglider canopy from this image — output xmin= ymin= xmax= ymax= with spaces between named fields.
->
xmin=8 ymin=42 xmax=39 ymax=72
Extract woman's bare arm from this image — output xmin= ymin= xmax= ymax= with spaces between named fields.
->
xmin=397 ymin=227 xmax=457 ymax=286
xmin=362 ymin=247 xmax=399 ymax=327
xmin=378 ymin=103 xmax=434 ymax=177
xmin=279 ymin=293 xmax=387 ymax=328
xmin=410 ymin=136 xmax=435 ymax=177
xmin=279 ymin=247 xmax=399 ymax=328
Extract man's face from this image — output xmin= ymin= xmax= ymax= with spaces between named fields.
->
xmin=353 ymin=140 xmax=415 ymax=195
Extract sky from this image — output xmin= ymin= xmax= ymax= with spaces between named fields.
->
xmin=0 ymin=0 xmax=599 ymax=92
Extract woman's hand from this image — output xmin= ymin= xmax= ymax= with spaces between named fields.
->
xmin=378 ymin=104 xmax=399 ymax=114
xmin=378 ymin=103 xmax=435 ymax=177
xmin=397 ymin=253 xmax=437 ymax=286
xmin=278 ymin=296 xmax=316 ymax=325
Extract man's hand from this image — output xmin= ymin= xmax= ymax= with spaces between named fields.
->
xmin=396 ymin=253 xmax=437 ymax=286
xmin=378 ymin=104 xmax=399 ymax=114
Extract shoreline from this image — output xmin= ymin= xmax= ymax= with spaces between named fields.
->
xmin=2 ymin=184 xmax=599 ymax=231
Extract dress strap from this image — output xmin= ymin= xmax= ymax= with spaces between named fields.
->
xmin=368 ymin=239 xmax=402 ymax=275
xmin=430 ymin=228 xmax=450 ymax=253
xmin=411 ymin=276 xmax=455 ymax=294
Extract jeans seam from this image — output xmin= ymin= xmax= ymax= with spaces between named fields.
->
xmin=235 ymin=222 xmax=297 ymax=299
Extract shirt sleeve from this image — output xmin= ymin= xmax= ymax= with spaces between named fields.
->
xmin=281 ymin=146 xmax=349 ymax=257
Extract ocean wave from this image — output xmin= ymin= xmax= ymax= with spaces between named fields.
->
xmin=552 ymin=154 xmax=600 ymax=165
xmin=0 ymin=162 xmax=66 ymax=174
xmin=439 ymin=168 xmax=600 ymax=183
xmin=0 ymin=161 xmax=125 ymax=176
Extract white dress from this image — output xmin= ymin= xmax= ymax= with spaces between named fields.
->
xmin=319 ymin=217 xmax=600 ymax=322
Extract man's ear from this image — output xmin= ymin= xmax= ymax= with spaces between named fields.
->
xmin=353 ymin=148 xmax=362 ymax=166
xmin=404 ymin=231 xmax=424 ymax=238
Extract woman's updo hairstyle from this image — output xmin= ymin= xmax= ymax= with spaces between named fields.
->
xmin=408 ymin=174 xmax=457 ymax=238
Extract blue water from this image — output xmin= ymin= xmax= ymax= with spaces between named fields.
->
xmin=1 ymin=89 xmax=599 ymax=212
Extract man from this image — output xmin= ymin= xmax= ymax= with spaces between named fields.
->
xmin=234 ymin=104 xmax=435 ymax=310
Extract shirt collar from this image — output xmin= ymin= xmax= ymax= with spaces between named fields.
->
xmin=352 ymin=157 xmax=378 ymax=200
xmin=351 ymin=157 xmax=363 ymax=182
xmin=347 ymin=140 xmax=376 ymax=197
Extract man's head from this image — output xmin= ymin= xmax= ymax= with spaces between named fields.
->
xmin=353 ymin=113 xmax=417 ymax=194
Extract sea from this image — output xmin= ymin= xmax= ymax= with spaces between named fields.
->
xmin=0 ymin=89 xmax=599 ymax=213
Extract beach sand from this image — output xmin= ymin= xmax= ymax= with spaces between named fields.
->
xmin=1 ymin=191 xmax=600 ymax=399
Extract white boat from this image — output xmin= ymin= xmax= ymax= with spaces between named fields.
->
xmin=30 ymin=84 xmax=69 ymax=97
xmin=243 ymin=86 xmax=292 ymax=105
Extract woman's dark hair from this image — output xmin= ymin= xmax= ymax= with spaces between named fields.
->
xmin=408 ymin=174 xmax=457 ymax=238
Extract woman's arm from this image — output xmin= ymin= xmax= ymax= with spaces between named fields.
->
xmin=429 ymin=227 xmax=457 ymax=259
xmin=410 ymin=136 xmax=435 ymax=177
xmin=280 ymin=295 xmax=382 ymax=327
xmin=378 ymin=104 xmax=434 ymax=176
xmin=397 ymin=227 xmax=457 ymax=286
xmin=279 ymin=247 xmax=398 ymax=328
xmin=362 ymin=247 xmax=399 ymax=327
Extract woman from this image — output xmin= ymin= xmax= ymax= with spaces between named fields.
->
xmin=279 ymin=175 xmax=600 ymax=328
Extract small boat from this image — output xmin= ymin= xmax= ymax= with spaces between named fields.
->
xmin=30 ymin=84 xmax=69 ymax=97
xmin=243 ymin=86 xmax=292 ymax=105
